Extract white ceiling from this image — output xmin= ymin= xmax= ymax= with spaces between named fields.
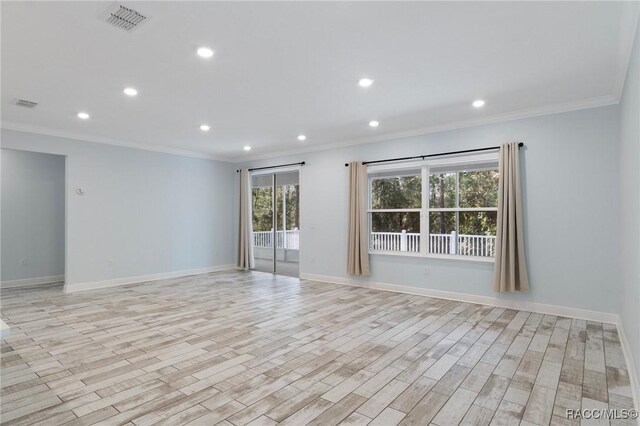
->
xmin=1 ymin=1 xmax=638 ymax=161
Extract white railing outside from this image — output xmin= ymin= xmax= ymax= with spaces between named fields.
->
xmin=254 ymin=228 xmax=494 ymax=256
xmin=253 ymin=231 xmax=273 ymax=248
xmin=372 ymin=231 xmax=496 ymax=257
xmin=253 ymin=228 xmax=299 ymax=249
xmin=370 ymin=231 xmax=420 ymax=252
xmin=456 ymin=234 xmax=496 ymax=257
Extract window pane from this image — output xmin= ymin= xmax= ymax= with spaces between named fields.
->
xmin=429 ymin=211 xmax=456 ymax=255
xmin=429 ymin=173 xmax=456 ymax=208
xmin=252 ymin=187 xmax=273 ymax=232
xmin=283 ymin=185 xmax=300 ymax=230
xmin=370 ymin=212 xmax=420 ymax=252
xmin=428 ymin=211 xmax=497 ymax=257
xmin=459 ymin=170 xmax=499 ymax=208
xmin=371 ymin=173 xmax=421 ymax=209
xmin=458 ymin=211 xmax=496 ymax=257
xmin=459 ymin=210 xmax=497 ymax=236
xmin=252 ymin=187 xmax=273 ymax=249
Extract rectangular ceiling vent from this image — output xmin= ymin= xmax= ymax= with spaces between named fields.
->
xmin=103 ymin=3 xmax=149 ymax=32
xmin=11 ymin=98 xmax=38 ymax=109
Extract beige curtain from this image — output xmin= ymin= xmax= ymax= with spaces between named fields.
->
xmin=237 ymin=169 xmax=255 ymax=270
xmin=493 ymin=143 xmax=529 ymax=292
xmin=347 ymin=161 xmax=370 ymax=275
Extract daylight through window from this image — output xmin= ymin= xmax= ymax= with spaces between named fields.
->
xmin=368 ymin=155 xmax=499 ymax=259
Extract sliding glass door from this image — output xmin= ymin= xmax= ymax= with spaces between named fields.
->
xmin=251 ymin=173 xmax=274 ymax=273
xmin=251 ymin=170 xmax=300 ymax=277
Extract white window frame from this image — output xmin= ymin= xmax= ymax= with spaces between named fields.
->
xmin=367 ymin=153 xmax=498 ymax=263
xmin=368 ymin=166 xmax=423 ymax=254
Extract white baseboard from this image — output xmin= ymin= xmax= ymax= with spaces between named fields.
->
xmin=1 ymin=275 xmax=64 ymax=289
xmin=616 ymin=320 xmax=640 ymax=415
xmin=299 ymin=273 xmax=620 ymax=324
xmin=64 ymin=265 xmax=236 ymax=293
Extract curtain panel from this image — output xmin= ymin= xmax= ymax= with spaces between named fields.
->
xmin=493 ymin=142 xmax=529 ymax=292
xmin=347 ymin=161 xmax=370 ymax=276
xmin=237 ymin=169 xmax=255 ymax=270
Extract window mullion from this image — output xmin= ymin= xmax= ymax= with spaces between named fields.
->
xmin=430 ymin=207 xmax=498 ymax=212
xmin=455 ymin=172 xmax=459 ymax=255
xmin=421 ymin=166 xmax=428 ymax=256
xmin=367 ymin=209 xmax=421 ymax=213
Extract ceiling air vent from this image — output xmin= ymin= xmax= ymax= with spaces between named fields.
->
xmin=11 ymin=98 xmax=38 ymax=109
xmin=103 ymin=3 xmax=149 ymax=32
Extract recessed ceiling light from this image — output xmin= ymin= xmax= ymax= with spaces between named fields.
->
xmin=123 ymin=87 xmax=138 ymax=96
xmin=358 ymin=78 xmax=374 ymax=88
xmin=197 ymin=47 xmax=215 ymax=58
xmin=200 ymin=124 xmax=210 ymax=131
xmin=77 ymin=112 xmax=90 ymax=119
xmin=243 ymin=146 xmax=252 ymax=151
xmin=472 ymin=99 xmax=485 ymax=108
xmin=369 ymin=120 xmax=379 ymax=127
xmin=297 ymin=134 xmax=306 ymax=141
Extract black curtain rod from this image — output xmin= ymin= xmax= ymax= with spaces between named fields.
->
xmin=237 ymin=161 xmax=305 ymax=173
xmin=344 ymin=142 xmax=524 ymax=167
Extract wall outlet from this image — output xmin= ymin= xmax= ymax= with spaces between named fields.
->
xmin=20 ymin=258 xmax=30 ymax=267
xmin=423 ymin=266 xmax=431 ymax=275
xmin=107 ymin=260 xmax=115 ymax=268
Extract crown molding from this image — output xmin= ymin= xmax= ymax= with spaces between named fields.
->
xmin=233 ymin=94 xmax=619 ymax=163
xmin=613 ymin=3 xmax=640 ymax=101
xmin=2 ymin=7 xmax=636 ymax=165
xmin=1 ymin=94 xmax=619 ymax=165
xmin=0 ymin=121 xmax=232 ymax=162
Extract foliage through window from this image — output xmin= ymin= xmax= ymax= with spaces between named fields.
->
xmin=252 ymin=185 xmax=300 ymax=232
xmin=429 ymin=168 xmax=498 ymax=257
xmin=368 ymin=156 xmax=499 ymax=258
xmin=369 ymin=170 xmax=422 ymax=252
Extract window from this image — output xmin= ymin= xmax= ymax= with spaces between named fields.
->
xmin=429 ymin=167 xmax=498 ymax=257
xmin=367 ymin=154 xmax=499 ymax=259
xmin=368 ymin=169 xmax=422 ymax=253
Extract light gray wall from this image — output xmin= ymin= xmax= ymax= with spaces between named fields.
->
xmin=1 ymin=149 xmax=65 ymax=282
xmin=0 ymin=129 xmax=236 ymax=287
xmin=240 ymin=105 xmax=621 ymax=314
xmin=619 ymin=21 xmax=640 ymax=389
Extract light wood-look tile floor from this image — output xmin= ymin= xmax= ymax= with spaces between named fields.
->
xmin=0 ymin=271 xmax=636 ymax=426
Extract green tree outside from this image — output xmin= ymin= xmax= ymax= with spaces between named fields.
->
xmin=251 ymin=169 xmax=497 ymax=237
xmin=252 ymin=185 xmax=300 ymax=231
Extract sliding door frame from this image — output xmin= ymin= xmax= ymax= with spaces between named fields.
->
xmin=250 ymin=166 xmax=302 ymax=275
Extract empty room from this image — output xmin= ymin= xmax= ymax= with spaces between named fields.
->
xmin=1 ymin=1 xmax=639 ymax=425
